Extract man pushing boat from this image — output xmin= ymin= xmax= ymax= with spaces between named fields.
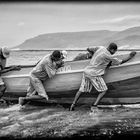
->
xmin=70 ymin=43 xmax=136 ymax=111
xmin=0 ymin=47 xmax=21 ymax=104
xmin=73 ymin=47 xmax=95 ymax=61
xmin=18 ymin=50 xmax=65 ymax=107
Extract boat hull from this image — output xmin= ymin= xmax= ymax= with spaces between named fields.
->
xmin=2 ymin=51 xmax=140 ymax=105
xmin=3 ymin=75 xmax=140 ymax=105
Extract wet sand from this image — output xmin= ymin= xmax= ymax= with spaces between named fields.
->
xmin=1 ymin=50 xmax=140 ymax=139
xmin=1 ymin=103 xmax=140 ymax=139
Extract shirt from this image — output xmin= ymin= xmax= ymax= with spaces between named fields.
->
xmin=73 ymin=53 xmax=90 ymax=61
xmin=73 ymin=47 xmax=98 ymax=61
xmin=84 ymin=46 xmax=122 ymax=76
xmin=31 ymin=54 xmax=58 ymax=81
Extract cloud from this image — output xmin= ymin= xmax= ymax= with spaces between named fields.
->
xmin=88 ymin=15 xmax=140 ymax=25
xmin=17 ymin=22 xmax=25 ymax=26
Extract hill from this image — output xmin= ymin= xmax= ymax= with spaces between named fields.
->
xmin=13 ymin=26 xmax=140 ymax=50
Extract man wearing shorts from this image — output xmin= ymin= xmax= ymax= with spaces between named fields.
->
xmin=70 ymin=43 xmax=136 ymax=111
xmin=18 ymin=50 xmax=64 ymax=106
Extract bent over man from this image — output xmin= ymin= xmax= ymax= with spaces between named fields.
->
xmin=70 ymin=43 xmax=136 ymax=111
xmin=19 ymin=50 xmax=64 ymax=106
xmin=73 ymin=47 xmax=96 ymax=61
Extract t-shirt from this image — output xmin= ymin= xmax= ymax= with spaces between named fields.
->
xmin=73 ymin=53 xmax=90 ymax=61
xmin=31 ymin=54 xmax=58 ymax=81
xmin=84 ymin=46 xmax=122 ymax=76
xmin=73 ymin=47 xmax=98 ymax=61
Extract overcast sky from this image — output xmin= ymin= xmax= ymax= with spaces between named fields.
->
xmin=0 ymin=2 xmax=140 ymax=47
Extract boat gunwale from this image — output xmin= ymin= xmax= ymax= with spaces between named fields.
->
xmin=8 ymin=51 xmax=135 ymax=68
xmin=2 ymin=60 xmax=140 ymax=79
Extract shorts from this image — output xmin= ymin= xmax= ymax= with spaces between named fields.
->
xmin=79 ymin=73 xmax=108 ymax=93
xmin=27 ymin=74 xmax=48 ymax=100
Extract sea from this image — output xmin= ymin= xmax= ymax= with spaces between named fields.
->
xmin=1 ymin=50 xmax=140 ymax=140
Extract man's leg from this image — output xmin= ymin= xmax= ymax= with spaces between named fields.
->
xmin=92 ymin=91 xmax=106 ymax=106
xmin=91 ymin=91 xmax=107 ymax=112
xmin=19 ymin=74 xmax=48 ymax=106
xmin=0 ymin=85 xmax=7 ymax=104
xmin=0 ymin=85 xmax=6 ymax=98
xmin=32 ymin=77 xmax=49 ymax=100
xmin=26 ymin=79 xmax=35 ymax=97
xmin=19 ymin=95 xmax=45 ymax=106
xmin=19 ymin=91 xmax=45 ymax=106
xmin=70 ymin=73 xmax=88 ymax=111
xmin=69 ymin=90 xmax=83 ymax=111
xmin=19 ymin=77 xmax=35 ymax=106
xmin=70 ymin=73 xmax=92 ymax=111
xmin=90 ymin=76 xmax=108 ymax=110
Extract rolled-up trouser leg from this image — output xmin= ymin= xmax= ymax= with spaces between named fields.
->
xmin=26 ymin=77 xmax=36 ymax=97
xmin=27 ymin=74 xmax=49 ymax=100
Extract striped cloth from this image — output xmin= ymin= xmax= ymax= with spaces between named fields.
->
xmin=79 ymin=73 xmax=108 ymax=93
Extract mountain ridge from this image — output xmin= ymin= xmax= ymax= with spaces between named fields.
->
xmin=14 ymin=26 xmax=140 ymax=50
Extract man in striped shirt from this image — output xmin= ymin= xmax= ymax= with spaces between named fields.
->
xmin=19 ymin=50 xmax=64 ymax=107
xmin=70 ymin=43 xmax=136 ymax=111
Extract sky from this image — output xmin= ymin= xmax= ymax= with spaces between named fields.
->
xmin=0 ymin=2 xmax=140 ymax=47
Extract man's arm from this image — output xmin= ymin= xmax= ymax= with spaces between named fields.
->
xmin=55 ymin=60 xmax=64 ymax=69
xmin=0 ymin=66 xmax=21 ymax=74
xmin=121 ymin=51 xmax=136 ymax=64
xmin=106 ymin=61 xmax=112 ymax=68
xmin=35 ymin=59 xmax=41 ymax=66
xmin=105 ymin=51 xmax=136 ymax=66
xmin=0 ymin=67 xmax=15 ymax=74
xmin=4 ymin=65 xmax=20 ymax=69
xmin=87 ymin=46 xmax=99 ymax=54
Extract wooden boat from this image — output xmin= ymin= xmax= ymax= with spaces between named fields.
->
xmin=2 ymin=50 xmax=140 ymax=105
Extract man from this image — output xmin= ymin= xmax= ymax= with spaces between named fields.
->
xmin=18 ymin=50 xmax=64 ymax=106
xmin=62 ymin=50 xmax=68 ymax=60
xmin=69 ymin=43 xmax=136 ymax=111
xmin=0 ymin=47 xmax=21 ymax=103
xmin=73 ymin=47 xmax=96 ymax=61
xmin=35 ymin=50 xmax=67 ymax=65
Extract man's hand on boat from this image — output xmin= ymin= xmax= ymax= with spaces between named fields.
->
xmin=10 ymin=65 xmax=21 ymax=71
xmin=56 ymin=60 xmax=64 ymax=69
xmin=129 ymin=51 xmax=136 ymax=58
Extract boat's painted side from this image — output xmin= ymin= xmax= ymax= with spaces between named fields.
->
xmin=2 ymin=51 xmax=140 ymax=105
xmin=3 ymin=75 xmax=140 ymax=105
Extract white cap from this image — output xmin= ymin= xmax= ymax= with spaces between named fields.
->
xmin=1 ymin=47 xmax=10 ymax=58
xmin=62 ymin=50 xmax=67 ymax=59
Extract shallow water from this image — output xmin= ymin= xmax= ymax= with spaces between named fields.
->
xmin=1 ymin=103 xmax=140 ymax=139
xmin=6 ymin=50 xmax=82 ymax=66
xmin=6 ymin=50 xmax=127 ymax=66
xmin=1 ymin=50 xmax=140 ymax=139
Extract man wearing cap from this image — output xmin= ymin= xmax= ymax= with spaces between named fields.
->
xmin=73 ymin=47 xmax=95 ymax=61
xmin=35 ymin=50 xmax=67 ymax=65
xmin=0 ymin=47 xmax=21 ymax=103
xmin=62 ymin=50 xmax=68 ymax=60
xmin=19 ymin=50 xmax=64 ymax=107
